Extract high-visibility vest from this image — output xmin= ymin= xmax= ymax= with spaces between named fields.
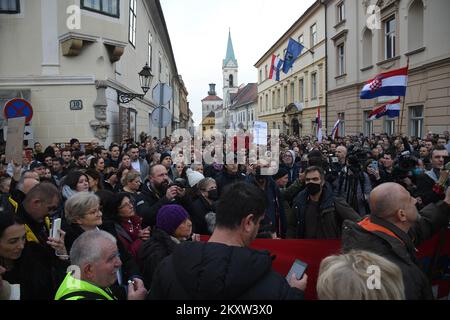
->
xmin=55 ymin=273 xmax=117 ymax=300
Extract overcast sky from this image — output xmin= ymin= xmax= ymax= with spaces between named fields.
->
xmin=160 ymin=0 xmax=316 ymax=125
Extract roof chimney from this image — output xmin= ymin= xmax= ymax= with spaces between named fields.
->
xmin=208 ymin=83 xmax=216 ymax=96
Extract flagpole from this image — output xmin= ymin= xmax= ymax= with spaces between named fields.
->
xmin=398 ymin=57 xmax=410 ymax=135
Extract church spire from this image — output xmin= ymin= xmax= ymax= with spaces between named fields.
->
xmin=223 ymin=29 xmax=238 ymax=68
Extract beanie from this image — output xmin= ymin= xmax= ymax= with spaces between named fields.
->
xmin=272 ymin=167 xmax=289 ymax=181
xmin=156 ymin=205 xmax=189 ymax=236
xmin=160 ymin=151 xmax=172 ymax=163
xmin=186 ymin=168 xmax=205 ymax=187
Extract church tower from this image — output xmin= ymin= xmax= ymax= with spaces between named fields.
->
xmin=223 ymin=30 xmax=238 ymax=128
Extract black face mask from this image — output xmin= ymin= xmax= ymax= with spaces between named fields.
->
xmin=207 ymin=189 xmax=219 ymax=201
xmin=306 ymin=183 xmax=321 ymax=196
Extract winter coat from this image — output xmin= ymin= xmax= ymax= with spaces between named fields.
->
xmin=342 ymin=200 xmax=450 ymax=300
xmin=147 ymin=241 xmax=304 ymax=300
xmin=190 ymin=196 xmax=215 ymax=235
xmin=279 ymin=179 xmax=304 ymax=239
xmin=215 ymin=171 xmax=246 ymax=195
xmin=293 ymin=183 xmax=361 ymax=239
xmin=138 ymin=228 xmax=177 ymax=289
xmin=114 ymin=215 xmax=144 ymax=259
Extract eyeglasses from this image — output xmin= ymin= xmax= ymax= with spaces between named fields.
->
xmin=87 ymin=207 xmax=101 ymax=215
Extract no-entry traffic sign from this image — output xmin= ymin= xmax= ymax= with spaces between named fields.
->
xmin=4 ymin=98 xmax=33 ymax=124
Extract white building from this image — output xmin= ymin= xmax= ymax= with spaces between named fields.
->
xmin=229 ymin=83 xmax=257 ymax=131
xmin=0 ymin=0 xmax=186 ymax=146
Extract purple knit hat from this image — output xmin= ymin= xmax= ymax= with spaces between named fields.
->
xmin=156 ymin=205 xmax=189 ymax=236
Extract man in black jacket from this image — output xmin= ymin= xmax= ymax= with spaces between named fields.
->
xmin=148 ymin=182 xmax=307 ymax=300
xmin=293 ymin=166 xmax=360 ymax=239
xmin=342 ymin=182 xmax=450 ymax=300
xmin=136 ymin=164 xmax=189 ymax=228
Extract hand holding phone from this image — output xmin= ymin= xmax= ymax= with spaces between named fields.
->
xmin=286 ymin=259 xmax=308 ymax=281
xmin=51 ymin=218 xmax=62 ymax=240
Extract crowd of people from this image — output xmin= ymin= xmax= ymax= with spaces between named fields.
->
xmin=0 ymin=130 xmax=449 ymax=300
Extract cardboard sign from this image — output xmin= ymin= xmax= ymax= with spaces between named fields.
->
xmin=5 ymin=117 xmax=25 ymax=164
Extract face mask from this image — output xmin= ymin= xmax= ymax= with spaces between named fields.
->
xmin=306 ymin=183 xmax=321 ymax=196
xmin=207 ymin=189 xmax=219 ymax=201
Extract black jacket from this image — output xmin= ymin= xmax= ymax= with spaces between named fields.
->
xmin=342 ymin=201 xmax=450 ymax=300
xmin=138 ymin=228 xmax=177 ymax=289
xmin=135 ymin=180 xmax=192 ymax=228
xmin=293 ymin=183 xmax=361 ymax=239
xmin=215 ymin=171 xmax=246 ymax=195
xmin=190 ymin=196 xmax=215 ymax=235
xmin=147 ymin=241 xmax=304 ymax=300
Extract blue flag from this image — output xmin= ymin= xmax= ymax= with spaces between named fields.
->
xmin=282 ymin=38 xmax=304 ymax=74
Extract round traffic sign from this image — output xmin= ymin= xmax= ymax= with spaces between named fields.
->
xmin=151 ymin=107 xmax=172 ymax=128
xmin=3 ymin=98 xmax=33 ymax=124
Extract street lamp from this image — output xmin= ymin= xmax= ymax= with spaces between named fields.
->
xmin=117 ymin=63 xmax=153 ymax=104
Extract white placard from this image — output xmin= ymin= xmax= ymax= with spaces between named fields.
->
xmin=253 ymin=121 xmax=268 ymax=145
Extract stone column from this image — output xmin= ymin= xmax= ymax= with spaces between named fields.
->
xmin=90 ymin=80 xmax=110 ymax=141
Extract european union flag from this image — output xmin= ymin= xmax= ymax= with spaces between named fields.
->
xmin=282 ymin=38 xmax=304 ymax=74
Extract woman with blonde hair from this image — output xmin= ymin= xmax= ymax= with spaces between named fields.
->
xmin=317 ymin=250 xmax=405 ymax=300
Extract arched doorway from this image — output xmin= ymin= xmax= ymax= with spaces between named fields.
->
xmin=291 ymin=118 xmax=300 ymax=136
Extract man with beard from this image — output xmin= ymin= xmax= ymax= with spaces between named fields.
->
xmin=293 ymin=166 xmax=360 ymax=239
xmin=136 ymin=164 xmax=189 ymax=228
xmin=342 ymin=183 xmax=450 ymax=300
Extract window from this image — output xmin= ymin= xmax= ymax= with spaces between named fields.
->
xmin=148 ymin=32 xmax=153 ymax=69
xmin=409 ymin=106 xmax=424 ymax=138
xmin=311 ymin=24 xmax=317 ymax=47
xmin=299 ymin=79 xmax=304 ymax=102
xmin=259 ymin=69 xmax=263 ymax=83
xmin=338 ymin=112 xmax=345 ymax=136
xmin=229 ymin=74 xmax=234 ymax=87
xmin=362 ymin=28 xmax=373 ymax=67
xmin=364 ymin=111 xmax=373 ymax=136
xmin=260 ymin=97 xmax=263 ymax=112
xmin=290 ymin=82 xmax=295 ymax=103
xmin=129 ymin=0 xmax=137 ymax=47
xmin=265 ymin=65 xmax=268 ymax=80
xmin=408 ymin=0 xmax=424 ymax=51
xmin=311 ymin=72 xmax=317 ymax=100
xmin=337 ymin=44 xmax=345 ymax=76
xmin=385 ymin=16 xmax=396 ymax=59
xmin=298 ymin=34 xmax=304 ymax=45
xmin=277 ymin=89 xmax=281 ymax=108
xmin=265 ymin=94 xmax=269 ymax=111
xmin=0 ymin=0 xmax=20 ymax=13
xmin=81 ymin=0 xmax=119 ymax=17
xmin=158 ymin=53 xmax=162 ymax=80
xmin=384 ymin=118 xmax=395 ymax=136
xmin=284 ymin=86 xmax=288 ymax=106
xmin=337 ymin=2 xmax=345 ymax=23
xmin=272 ymin=92 xmax=276 ymax=110
xmin=273 ymin=122 xmax=276 ymax=130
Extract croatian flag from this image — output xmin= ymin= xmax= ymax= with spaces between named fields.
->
xmin=269 ymin=55 xmax=284 ymax=81
xmin=331 ymin=119 xmax=340 ymax=140
xmin=367 ymin=97 xmax=401 ymax=120
xmin=316 ymin=107 xmax=323 ymax=143
xmin=360 ymin=67 xmax=408 ymax=99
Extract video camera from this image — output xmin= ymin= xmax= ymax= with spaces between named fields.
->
xmin=393 ymin=151 xmax=418 ymax=179
xmin=347 ymin=147 xmax=369 ymax=173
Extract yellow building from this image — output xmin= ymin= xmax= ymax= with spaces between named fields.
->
xmin=254 ymin=0 xmax=326 ymax=137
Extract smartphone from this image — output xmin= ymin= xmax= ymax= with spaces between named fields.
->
xmin=371 ymin=160 xmax=378 ymax=170
xmin=51 ymin=218 xmax=62 ymax=240
xmin=286 ymin=259 xmax=308 ymax=281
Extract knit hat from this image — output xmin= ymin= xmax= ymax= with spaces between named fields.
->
xmin=160 ymin=151 xmax=172 ymax=163
xmin=272 ymin=167 xmax=289 ymax=181
xmin=186 ymin=168 xmax=205 ymax=187
xmin=156 ymin=205 xmax=189 ymax=236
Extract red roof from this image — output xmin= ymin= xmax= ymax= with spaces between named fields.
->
xmin=231 ymin=83 xmax=257 ymax=109
xmin=201 ymin=95 xmax=223 ymax=102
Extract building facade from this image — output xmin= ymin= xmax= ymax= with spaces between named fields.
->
xmin=254 ymin=0 xmax=326 ymax=137
xmin=201 ymin=83 xmax=223 ymax=132
xmin=0 ymin=0 xmax=186 ymax=146
xmin=325 ymin=0 xmax=450 ymax=137
xmin=229 ymin=83 xmax=257 ymax=131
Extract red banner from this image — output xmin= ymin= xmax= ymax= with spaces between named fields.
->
xmin=201 ymin=230 xmax=450 ymax=300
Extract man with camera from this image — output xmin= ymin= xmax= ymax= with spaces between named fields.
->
xmin=136 ymin=164 xmax=190 ymax=228
xmin=334 ymin=148 xmax=372 ymax=216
